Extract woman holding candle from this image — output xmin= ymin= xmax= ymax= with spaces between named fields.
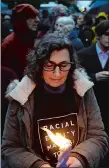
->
xmin=1 ymin=33 xmax=109 ymax=168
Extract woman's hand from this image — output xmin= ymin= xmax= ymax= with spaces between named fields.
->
xmin=95 ymin=71 xmax=109 ymax=81
xmin=66 ymin=157 xmax=83 ymax=168
xmin=56 ymin=146 xmax=83 ymax=168
xmin=56 ymin=145 xmax=71 ymax=167
xmin=40 ymin=163 xmax=51 ymax=167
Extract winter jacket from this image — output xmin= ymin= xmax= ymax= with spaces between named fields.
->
xmin=77 ymin=44 xmax=109 ymax=135
xmin=1 ymin=69 xmax=109 ymax=168
xmin=1 ymin=66 xmax=18 ymax=136
xmin=1 ymin=4 xmax=39 ymax=79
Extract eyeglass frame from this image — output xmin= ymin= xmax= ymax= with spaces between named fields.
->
xmin=43 ymin=60 xmax=74 ymax=72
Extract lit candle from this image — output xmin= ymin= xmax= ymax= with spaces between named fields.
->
xmin=41 ymin=127 xmax=72 ymax=167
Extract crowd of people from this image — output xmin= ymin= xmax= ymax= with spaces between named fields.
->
xmin=1 ymin=3 xmax=109 ymax=168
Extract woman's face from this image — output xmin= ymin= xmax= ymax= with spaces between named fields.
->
xmin=55 ymin=21 xmax=64 ymax=32
xmin=42 ymin=49 xmax=71 ymax=87
xmin=77 ymin=14 xmax=85 ymax=26
xmin=98 ymin=29 xmax=109 ymax=49
xmin=26 ymin=16 xmax=40 ymax=31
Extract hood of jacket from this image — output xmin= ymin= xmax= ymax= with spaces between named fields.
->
xmin=97 ymin=12 xmax=108 ymax=19
xmin=11 ymin=4 xmax=39 ymax=39
xmin=6 ymin=69 xmax=94 ymax=105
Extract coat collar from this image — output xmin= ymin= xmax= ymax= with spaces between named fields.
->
xmin=6 ymin=69 xmax=94 ymax=105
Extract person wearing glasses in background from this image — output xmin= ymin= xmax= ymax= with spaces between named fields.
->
xmin=1 ymin=33 xmax=109 ymax=168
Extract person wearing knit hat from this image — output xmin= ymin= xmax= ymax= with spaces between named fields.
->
xmin=2 ymin=4 xmax=40 ymax=79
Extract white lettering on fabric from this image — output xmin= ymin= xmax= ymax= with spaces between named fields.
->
xmin=53 ymin=151 xmax=60 ymax=158
xmin=37 ymin=113 xmax=79 ymax=164
xmin=45 ymin=136 xmax=49 ymax=142
xmin=71 ymin=130 xmax=75 ymax=136
xmin=55 ymin=124 xmax=60 ymax=129
xmin=43 ymin=120 xmax=75 ymax=130
xmin=47 ymin=143 xmax=57 ymax=151
xmin=50 ymin=125 xmax=55 ymax=130
xmin=43 ymin=125 xmax=48 ymax=129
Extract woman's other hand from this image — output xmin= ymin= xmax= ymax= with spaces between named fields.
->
xmin=66 ymin=157 xmax=83 ymax=168
xmin=40 ymin=163 xmax=52 ymax=167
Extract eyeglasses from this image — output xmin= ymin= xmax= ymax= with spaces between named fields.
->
xmin=43 ymin=60 xmax=73 ymax=71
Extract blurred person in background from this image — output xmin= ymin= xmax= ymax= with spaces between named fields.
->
xmin=54 ymin=16 xmax=75 ymax=35
xmin=78 ymin=20 xmax=109 ymax=168
xmin=76 ymin=13 xmax=94 ymax=47
xmin=78 ymin=20 xmax=109 ymax=136
xmin=38 ymin=9 xmax=53 ymax=38
xmin=1 ymin=4 xmax=40 ymax=79
xmin=1 ymin=14 xmax=13 ymax=41
xmin=49 ymin=5 xmax=69 ymax=32
xmin=54 ymin=16 xmax=84 ymax=51
xmin=91 ymin=12 xmax=108 ymax=44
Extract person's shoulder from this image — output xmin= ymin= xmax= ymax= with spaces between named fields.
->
xmin=77 ymin=47 xmax=88 ymax=56
xmin=74 ymin=37 xmax=84 ymax=46
xmin=5 ymin=75 xmax=36 ymax=105
xmin=73 ymin=69 xmax=94 ymax=97
xmin=77 ymin=45 xmax=95 ymax=55
xmin=1 ymin=66 xmax=18 ymax=79
xmin=1 ymin=32 xmax=16 ymax=46
xmin=84 ymin=88 xmax=94 ymax=96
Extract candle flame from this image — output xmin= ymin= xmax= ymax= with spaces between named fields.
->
xmin=41 ymin=127 xmax=72 ymax=149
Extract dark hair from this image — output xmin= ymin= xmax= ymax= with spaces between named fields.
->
xmin=84 ymin=14 xmax=93 ymax=26
xmin=95 ymin=20 xmax=109 ymax=36
xmin=24 ymin=32 xmax=81 ymax=83
xmin=42 ymin=9 xmax=49 ymax=18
